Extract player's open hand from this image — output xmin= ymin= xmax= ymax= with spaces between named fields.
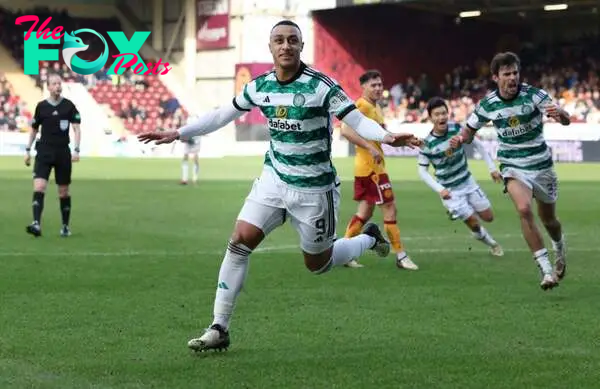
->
xmin=383 ymin=133 xmax=423 ymax=148
xmin=24 ymin=154 xmax=31 ymax=167
xmin=544 ymin=103 xmax=568 ymax=121
xmin=490 ymin=171 xmax=503 ymax=183
xmin=72 ymin=153 xmax=80 ymax=162
xmin=440 ymin=189 xmax=451 ymax=200
xmin=449 ymin=135 xmax=464 ymax=149
xmin=138 ymin=130 xmax=179 ymax=145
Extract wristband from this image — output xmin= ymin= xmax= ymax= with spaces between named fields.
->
xmin=25 ymin=147 xmax=31 ymax=152
xmin=74 ymin=147 xmax=80 ymax=153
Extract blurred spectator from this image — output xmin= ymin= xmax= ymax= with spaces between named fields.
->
xmin=381 ymin=38 xmax=600 ymax=125
xmin=0 ymin=73 xmax=31 ymax=131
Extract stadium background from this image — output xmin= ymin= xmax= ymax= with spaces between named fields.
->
xmin=0 ymin=0 xmax=598 ymax=160
xmin=1 ymin=2 xmax=600 ymax=388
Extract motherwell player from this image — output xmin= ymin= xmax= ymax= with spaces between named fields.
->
xmin=341 ymin=70 xmax=418 ymax=270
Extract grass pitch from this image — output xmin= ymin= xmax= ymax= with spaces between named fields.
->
xmin=1 ymin=156 xmax=599 ymax=389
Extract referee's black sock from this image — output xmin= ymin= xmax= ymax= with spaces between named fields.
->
xmin=32 ymin=191 xmax=45 ymax=224
xmin=60 ymin=196 xmax=71 ymax=226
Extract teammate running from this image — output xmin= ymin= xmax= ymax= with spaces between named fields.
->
xmin=419 ymin=97 xmax=504 ymax=256
xmin=450 ymin=52 xmax=570 ymax=290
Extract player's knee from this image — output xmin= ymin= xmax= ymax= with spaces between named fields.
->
xmin=516 ymin=203 xmax=533 ymax=220
xmin=303 ymin=250 xmax=333 ymax=274
xmin=357 ymin=203 xmax=375 ymax=220
xmin=230 ymin=221 xmax=264 ymax=250
xmin=479 ymin=210 xmax=494 ymax=222
xmin=465 ymin=215 xmax=481 ymax=231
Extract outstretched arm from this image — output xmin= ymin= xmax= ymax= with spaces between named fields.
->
xmin=178 ymin=103 xmax=245 ymax=139
xmin=139 ymin=83 xmax=256 ymax=144
xmin=325 ymin=83 xmax=421 ymax=148
xmin=341 ymin=109 xmax=388 ymax=142
xmin=340 ymin=122 xmax=383 ymax=149
xmin=342 ymin=109 xmax=421 ymax=147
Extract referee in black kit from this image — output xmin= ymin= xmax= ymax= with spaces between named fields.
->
xmin=24 ymin=74 xmax=81 ymax=237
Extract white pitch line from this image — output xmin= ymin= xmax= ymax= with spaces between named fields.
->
xmin=0 ymin=246 xmax=596 ymax=257
xmin=0 ymin=232 xmax=590 ymax=257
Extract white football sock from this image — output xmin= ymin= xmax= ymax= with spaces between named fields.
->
xmin=212 ymin=241 xmax=251 ymax=330
xmin=314 ymin=234 xmax=375 ymax=274
xmin=181 ymin=161 xmax=189 ymax=181
xmin=534 ymin=248 xmax=552 ymax=275
xmin=472 ymin=226 xmax=497 ymax=247
xmin=193 ymin=161 xmax=199 ymax=181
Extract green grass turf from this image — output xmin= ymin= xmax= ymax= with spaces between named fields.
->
xmin=1 ymin=155 xmax=599 ymax=389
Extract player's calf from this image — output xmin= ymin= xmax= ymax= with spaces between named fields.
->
xmin=305 ymin=223 xmax=389 ymax=274
xmin=465 ymin=215 xmax=503 ymax=256
xmin=536 ymin=201 xmax=566 ymax=280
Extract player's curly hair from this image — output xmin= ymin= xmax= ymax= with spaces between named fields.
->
xmin=490 ymin=52 xmax=521 ymax=75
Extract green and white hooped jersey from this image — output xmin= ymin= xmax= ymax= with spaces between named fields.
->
xmin=232 ymin=62 xmax=356 ymax=191
xmin=418 ymin=122 xmax=474 ymax=189
xmin=466 ymin=83 xmax=553 ymax=173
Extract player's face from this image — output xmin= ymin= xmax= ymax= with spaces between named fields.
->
xmin=269 ymin=25 xmax=303 ymax=70
xmin=363 ymin=77 xmax=383 ymax=101
xmin=494 ymin=64 xmax=519 ymax=98
xmin=430 ymin=105 xmax=449 ymax=132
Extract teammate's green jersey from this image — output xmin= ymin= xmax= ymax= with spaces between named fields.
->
xmin=418 ymin=122 xmax=472 ymax=188
xmin=233 ymin=62 xmax=356 ymax=191
xmin=466 ymin=83 xmax=553 ymax=172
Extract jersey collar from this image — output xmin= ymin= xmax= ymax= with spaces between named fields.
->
xmin=430 ymin=129 xmax=448 ymax=138
xmin=276 ymin=61 xmax=307 ymax=86
xmin=496 ymin=83 xmax=522 ymax=102
xmin=46 ymin=97 xmax=64 ymax=106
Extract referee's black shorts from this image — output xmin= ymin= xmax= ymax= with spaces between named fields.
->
xmin=33 ymin=144 xmax=72 ymax=185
